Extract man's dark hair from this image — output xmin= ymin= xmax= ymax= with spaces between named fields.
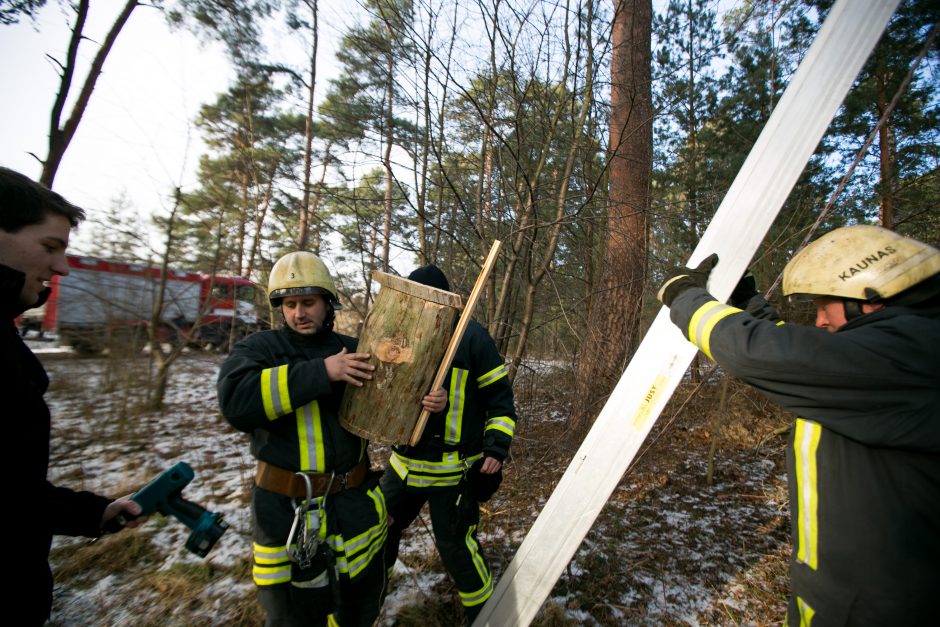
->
xmin=0 ymin=166 xmax=86 ymax=232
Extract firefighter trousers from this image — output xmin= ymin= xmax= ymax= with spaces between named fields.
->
xmin=252 ymin=485 xmax=386 ymax=627
xmin=381 ymin=469 xmax=494 ymax=621
xmin=256 ymin=562 xmax=385 ymax=627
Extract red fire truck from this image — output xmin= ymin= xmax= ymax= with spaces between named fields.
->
xmin=19 ymin=255 xmax=263 ymax=353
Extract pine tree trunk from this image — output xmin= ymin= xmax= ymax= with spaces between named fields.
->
xmin=573 ymin=0 xmax=652 ymax=436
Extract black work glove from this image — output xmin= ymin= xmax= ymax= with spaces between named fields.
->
xmin=730 ymin=270 xmax=758 ymax=308
xmin=657 ymin=254 xmax=719 ymax=308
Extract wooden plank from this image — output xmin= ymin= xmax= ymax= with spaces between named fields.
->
xmin=474 ymin=0 xmax=900 ymax=624
xmin=409 ymin=241 xmax=503 ymax=446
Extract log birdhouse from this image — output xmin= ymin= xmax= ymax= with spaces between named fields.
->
xmin=339 ymin=271 xmax=462 ymax=444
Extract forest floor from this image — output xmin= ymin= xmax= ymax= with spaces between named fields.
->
xmin=38 ymin=345 xmax=793 ymax=626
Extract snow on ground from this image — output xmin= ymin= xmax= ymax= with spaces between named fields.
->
xmin=38 ymin=348 xmax=791 ymax=625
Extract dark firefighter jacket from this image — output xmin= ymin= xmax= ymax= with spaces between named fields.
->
xmin=216 ymin=325 xmax=386 ymax=582
xmin=389 ymin=320 xmax=517 ymax=490
xmin=2 ymin=264 xmax=111 ymax=625
xmin=669 ymin=286 xmax=940 ymax=626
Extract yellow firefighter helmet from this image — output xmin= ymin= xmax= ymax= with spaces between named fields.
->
xmin=267 ymin=251 xmax=342 ymax=308
xmin=783 ymin=224 xmax=940 ymax=302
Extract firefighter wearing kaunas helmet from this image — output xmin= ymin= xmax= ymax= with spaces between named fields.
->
xmin=217 ymin=250 xmax=386 ymax=626
xmin=657 ymin=224 xmax=940 ymax=626
xmin=783 ymin=224 xmax=940 ymax=319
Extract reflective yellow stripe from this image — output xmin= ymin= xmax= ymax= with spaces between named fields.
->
xmin=296 ymin=401 xmax=325 ymax=472
xmin=794 ymin=419 xmax=821 ymax=570
xmin=409 ymin=475 xmax=462 ymax=488
xmin=477 ymin=364 xmax=507 ymax=388
xmin=391 ymin=451 xmax=482 ymax=489
xmin=261 ymin=368 xmax=276 ymax=419
xmin=460 ymin=578 xmax=494 ymax=606
xmin=253 ymin=564 xmax=291 ymax=586
xmin=303 ymin=507 xmax=327 ymax=542
xmin=389 ymin=451 xmax=409 ymax=480
xmin=458 ymin=524 xmax=493 ymax=607
xmin=253 ymin=542 xmax=289 ymax=565
xmin=797 ymin=596 xmax=815 ymax=626
xmin=444 ymin=364 xmax=509 ymax=445
xmin=485 ymin=415 xmax=515 ymax=437
xmin=261 ymin=365 xmax=292 ymax=420
xmin=291 ymin=570 xmax=329 ymax=588
xmin=688 ymin=301 xmax=724 ymax=349
xmin=326 ymin=487 xmax=387 ymax=578
xmin=699 ymin=304 xmax=739 ymax=360
xmin=394 ymin=451 xmax=466 ymax=473
xmin=445 ymin=368 xmax=468 ymax=444
xmin=688 ymin=301 xmax=741 ymax=360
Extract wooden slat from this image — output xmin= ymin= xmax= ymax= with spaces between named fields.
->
xmin=409 ymin=241 xmax=502 ymax=446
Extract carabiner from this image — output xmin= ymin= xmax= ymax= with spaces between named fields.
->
xmin=320 ymin=471 xmax=336 ymax=510
xmin=286 ymin=472 xmax=317 ymax=567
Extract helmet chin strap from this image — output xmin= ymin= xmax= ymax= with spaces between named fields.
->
xmin=323 ymin=304 xmax=336 ymax=332
xmin=842 ymin=299 xmax=865 ymax=321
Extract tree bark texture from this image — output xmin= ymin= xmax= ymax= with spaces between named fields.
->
xmin=42 ymin=0 xmax=138 ymax=187
xmin=876 ymin=53 xmax=896 ymax=230
xmin=573 ymin=0 xmax=652 ymax=434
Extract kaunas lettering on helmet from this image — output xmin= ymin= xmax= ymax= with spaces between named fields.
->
xmin=839 ymin=245 xmax=897 ymax=282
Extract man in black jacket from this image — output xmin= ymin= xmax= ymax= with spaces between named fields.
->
xmin=0 ymin=167 xmax=142 ymax=626
xmin=382 ymin=264 xmax=517 ymax=624
xmin=217 ymin=251 xmax=387 ymax=627
xmin=658 ymin=225 xmax=940 ymax=625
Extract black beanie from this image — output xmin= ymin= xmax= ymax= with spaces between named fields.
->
xmin=408 ymin=264 xmax=450 ymax=291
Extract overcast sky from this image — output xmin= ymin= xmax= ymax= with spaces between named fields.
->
xmin=1 ymin=5 xmax=225 ymax=227
xmin=0 ymin=2 xmax=356 ymax=255
xmin=1 ymin=1 xmax=697 ymax=271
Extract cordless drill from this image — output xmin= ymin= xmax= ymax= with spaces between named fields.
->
xmin=108 ymin=461 xmax=228 ymax=558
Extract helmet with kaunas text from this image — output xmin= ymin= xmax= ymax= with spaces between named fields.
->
xmin=783 ymin=225 xmax=940 ymax=302
xmin=267 ymin=251 xmax=343 ymax=309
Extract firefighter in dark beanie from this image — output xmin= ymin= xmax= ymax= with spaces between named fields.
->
xmin=0 ymin=166 xmax=143 ymax=626
xmin=659 ymin=225 xmax=940 ymax=626
xmin=381 ymin=264 xmax=517 ymax=624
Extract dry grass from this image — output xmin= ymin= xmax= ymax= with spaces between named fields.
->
xmin=43 ymin=353 xmax=793 ymax=625
xmin=53 ymin=533 xmax=263 ymax=627
xmin=51 ymin=530 xmax=163 ymax=585
xmin=381 ymin=373 xmax=793 ymax=626
xmin=388 ymin=595 xmax=466 ymax=627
